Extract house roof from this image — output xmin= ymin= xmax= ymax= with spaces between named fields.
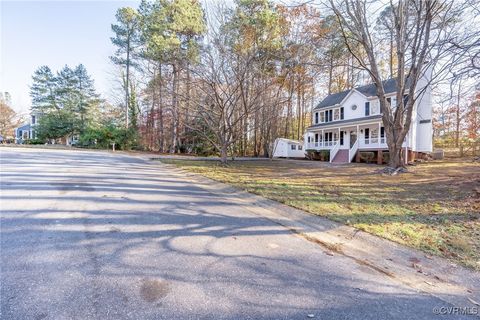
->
xmin=307 ymin=114 xmax=383 ymax=130
xmin=276 ymin=138 xmax=302 ymax=145
xmin=16 ymin=124 xmax=31 ymax=131
xmin=315 ymin=78 xmax=402 ymax=110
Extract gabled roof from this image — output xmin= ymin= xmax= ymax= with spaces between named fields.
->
xmin=315 ymin=78 xmax=402 ymax=110
xmin=276 ymin=138 xmax=302 ymax=145
xmin=16 ymin=124 xmax=31 ymax=131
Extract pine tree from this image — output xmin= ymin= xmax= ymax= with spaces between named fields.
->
xmin=111 ymin=7 xmax=141 ymax=128
xmin=30 ymin=66 xmax=58 ymax=113
xmin=73 ymin=64 xmax=100 ymax=130
xmin=30 ymin=64 xmax=101 ymax=137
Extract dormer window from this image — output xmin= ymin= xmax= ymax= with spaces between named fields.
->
xmin=315 ymin=112 xmax=319 ymax=124
xmin=365 ymin=102 xmax=370 ymax=116
xmin=320 ymin=112 xmax=325 ymax=122
xmin=340 ymin=107 xmax=344 ymax=120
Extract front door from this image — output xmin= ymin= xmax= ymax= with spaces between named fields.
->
xmin=350 ymin=131 xmax=357 ymax=148
xmin=340 ymin=131 xmax=344 ymax=146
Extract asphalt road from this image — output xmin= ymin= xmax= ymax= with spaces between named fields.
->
xmin=0 ymin=148 xmax=474 ymax=319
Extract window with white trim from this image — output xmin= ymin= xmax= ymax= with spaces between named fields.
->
xmin=371 ymin=101 xmax=379 ymax=114
xmin=365 ymin=102 xmax=370 ymax=116
xmin=371 ymin=128 xmax=378 ymax=143
xmin=333 ymin=108 xmax=340 ymax=121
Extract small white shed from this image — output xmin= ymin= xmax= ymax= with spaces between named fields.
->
xmin=272 ymin=138 xmax=305 ymax=158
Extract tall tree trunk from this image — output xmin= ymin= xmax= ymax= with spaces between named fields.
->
xmin=185 ymin=65 xmax=191 ymax=151
xmin=157 ymin=66 xmax=165 ymax=153
xmin=389 ymin=144 xmax=404 ymax=168
xmin=285 ymin=76 xmax=294 ymax=137
xmin=170 ymin=64 xmax=178 ymax=153
xmin=328 ymin=53 xmax=334 ymax=95
xmin=455 ymin=82 xmax=461 ymax=148
xmin=253 ymin=107 xmax=258 ymax=157
xmin=125 ymin=35 xmax=130 ymax=129
xmin=296 ymin=76 xmax=301 ymax=140
xmin=220 ymin=143 xmax=228 ymax=164
xmin=389 ymin=32 xmax=394 ymax=78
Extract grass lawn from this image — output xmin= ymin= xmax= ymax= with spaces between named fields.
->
xmin=160 ymin=158 xmax=480 ymax=270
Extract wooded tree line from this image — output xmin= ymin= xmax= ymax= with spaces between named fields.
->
xmin=433 ymin=81 xmax=480 ymax=148
xmin=108 ymin=0 xmax=479 ymax=165
xmin=108 ymin=0 xmax=367 ymax=161
xmin=28 ymin=0 xmax=479 ymax=166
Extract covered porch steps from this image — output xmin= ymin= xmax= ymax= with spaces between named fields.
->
xmin=331 ymin=149 xmax=349 ymax=163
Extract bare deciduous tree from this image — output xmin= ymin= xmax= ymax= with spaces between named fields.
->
xmin=329 ymin=0 xmax=477 ymax=168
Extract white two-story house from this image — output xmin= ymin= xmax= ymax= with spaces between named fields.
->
xmin=304 ymin=72 xmax=432 ymax=164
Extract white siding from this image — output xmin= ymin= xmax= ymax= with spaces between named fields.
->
xmin=343 ymin=90 xmax=368 ymax=120
xmin=414 ymin=67 xmax=433 ymax=152
xmin=273 ymin=139 xmax=305 ymax=158
xmin=273 ymin=140 xmax=288 ymax=157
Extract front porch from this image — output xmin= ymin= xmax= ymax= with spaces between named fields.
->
xmin=305 ymin=121 xmax=406 ymax=163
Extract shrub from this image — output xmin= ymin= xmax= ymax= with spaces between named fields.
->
xmin=306 ymin=149 xmax=318 ymax=160
xmin=25 ymin=139 xmax=46 ymax=145
xmin=360 ymin=151 xmax=375 ymax=163
xmin=320 ymin=150 xmax=330 ymax=161
xmin=383 ymin=151 xmax=390 ymax=164
xmin=304 ymin=149 xmax=331 ymax=161
xmin=79 ymin=125 xmax=138 ymax=150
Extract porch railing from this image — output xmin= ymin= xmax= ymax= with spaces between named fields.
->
xmin=362 ymin=137 xmax=386 ymax=147
xmin=329 ymin=141 xmax=340 ymax=163
xmin=348 ymin=139 xmax=359 ymax=163
xmin=364 ymin=137 xmax=379 ymax=144
xmin=307 ymin=140 xmax=338 ymax=149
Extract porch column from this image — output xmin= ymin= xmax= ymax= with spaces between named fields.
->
xmin=356 ymin=124 xmax=359 ymax=146
xmin=321 ymin=129 xmax=324 ymax=148
xmin=378 ymin=122 xmax=381 ymax=147
xmin=338 ymin=127 xmax=340 ymax=145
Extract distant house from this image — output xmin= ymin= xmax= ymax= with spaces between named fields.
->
xmin=272 ymin=138 xmax=305 ymax=158
xmin=15 ymin=124 xmax=32 ymax=144
xmin=304 ymin=71 xmax=432 ymax=164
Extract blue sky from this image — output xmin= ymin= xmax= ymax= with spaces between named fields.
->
xmin=1 ymin=0 xmax=139 ymax=114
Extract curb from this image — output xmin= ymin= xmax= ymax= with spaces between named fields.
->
xmin=157 ymin=160 xmax=480 ymax=312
